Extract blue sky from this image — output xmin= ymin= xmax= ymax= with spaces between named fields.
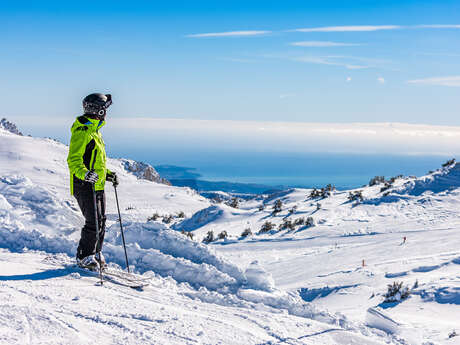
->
xmin=2 ymin=0 xmax=460 ymax=132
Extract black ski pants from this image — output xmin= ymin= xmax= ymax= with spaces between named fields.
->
xmin=73 ymin=179 xmax=106 ymax=260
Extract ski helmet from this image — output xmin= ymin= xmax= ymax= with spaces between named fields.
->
xmin=82 ymin=93 xmax=112 ymax=118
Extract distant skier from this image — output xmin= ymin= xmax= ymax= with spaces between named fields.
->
xmin=67 ymin=93 xmax=118 ymax=270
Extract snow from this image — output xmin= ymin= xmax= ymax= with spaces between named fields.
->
xmin=1 ymin=124 xmax=460 ymax=344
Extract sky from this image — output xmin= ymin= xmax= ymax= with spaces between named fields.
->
xmin=2 ymin=0 xmax=460 ymax=160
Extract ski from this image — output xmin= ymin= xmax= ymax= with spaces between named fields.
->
xmin=75 ymin=265 xmax=149 ymax=290
xmin=103 ymin=267 xmax=152 ymax=284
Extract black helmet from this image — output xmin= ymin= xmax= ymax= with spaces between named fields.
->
xmin=82 ymin=93 xmax=112 ymax=118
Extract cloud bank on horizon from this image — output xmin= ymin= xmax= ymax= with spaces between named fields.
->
xmin=67 ymin=118 xmax=460 ymax=156
xmin=107 ymin=119 xmax=460 ymax=156
xmin=10 ymin=115 xmax=460 ymax=160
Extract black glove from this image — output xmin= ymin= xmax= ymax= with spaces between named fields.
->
xmin=106 ymin=171 xmax=119 ymax=187
xmin=84 ymin=170 xmax=99 ymax=184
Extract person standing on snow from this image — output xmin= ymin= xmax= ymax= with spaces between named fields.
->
xmin=67 ymin=93 xmax=118 ymax=270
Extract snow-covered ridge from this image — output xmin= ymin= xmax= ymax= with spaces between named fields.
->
xmin=0 ymin=117 xmax=22 ymax=136
xmin=119 ymin=158 xmax=171 ymax=185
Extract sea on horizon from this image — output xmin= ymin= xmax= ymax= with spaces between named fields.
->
xmin=142 ymin=151 xmax=454 ymax=190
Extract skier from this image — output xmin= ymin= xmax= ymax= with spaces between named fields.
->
xmin=67 ymin=93 xmax=118 ymax=270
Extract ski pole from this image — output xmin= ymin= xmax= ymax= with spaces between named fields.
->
xmin=91 ymin=150 xmax=104 ymax=285
xmin=113 ymin=184 xmax=130 ymax=273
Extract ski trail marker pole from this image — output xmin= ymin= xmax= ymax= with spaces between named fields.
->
xmin=91 ymin=150 xmax=104 ymax=285
xmin=114 ymin=184 xmax=130 ymax=273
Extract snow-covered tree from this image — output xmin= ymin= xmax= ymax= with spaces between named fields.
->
xmin=202 ymin=230 xmax=215 ymax=243
xmin=259 ymin=221 xmax=275 ymax=233
xmin=272 ymin=199 xmax=282 ymax=215
xmin=241 ymin=228 xmax=252 ymax=237
xmin=384 ymin=281 xmax=411 ymax=303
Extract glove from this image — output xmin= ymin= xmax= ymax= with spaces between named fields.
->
xmin=84 ymin=170 xmax=99 ymax=184
xmin=106 ymin=171 xmax=119 ymax=187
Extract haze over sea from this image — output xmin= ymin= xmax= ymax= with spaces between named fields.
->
xmin=13 ymin=117 xmax=459 ymax=191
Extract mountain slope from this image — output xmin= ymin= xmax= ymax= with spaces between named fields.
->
xmin=0 ymin=126 xmax=400 ymax=344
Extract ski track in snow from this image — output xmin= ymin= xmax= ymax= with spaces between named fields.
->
xmin=1 ymin=127 xmax=460 ymax=344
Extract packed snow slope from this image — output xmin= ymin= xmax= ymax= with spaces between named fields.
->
xmin=0 ymin=124 xmax=459 ymax=344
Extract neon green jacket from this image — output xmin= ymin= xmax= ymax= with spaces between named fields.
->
xmin=67 ymin=115 xmax=111 ymax=195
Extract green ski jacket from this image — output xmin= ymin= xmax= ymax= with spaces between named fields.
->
xmin=67 ymin=115 xmax=111 ymax=195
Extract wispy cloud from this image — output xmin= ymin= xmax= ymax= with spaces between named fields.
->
xmin=292 ymin=25 xmax=401 ymax=32
xmin=279 ymin=93 xmax=296 ymax=99
xmin=407 ymin=76 xmax=460 ymax=87
xmin=346 ymin=77 xmax=352 ymax=82
xmin=377 ymin=77 xmax=385 ymax=84
xmin=186 ymin=30 xmax=271 ymax=38
xmin=290 ymin=41 xmax=361 ymax=47
xmin=416 ymin=25 xmax=460 ymax=29
xmin=187 ymin=24 xmax=460 ymax=39
xmin=292 ymin=56 xmax=369 ymax=70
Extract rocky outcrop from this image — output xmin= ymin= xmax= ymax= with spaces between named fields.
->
xmin=121 ymin=159 xmax=170 ymax=185
xmin=0 ymin=118 xmax=22 ymax=136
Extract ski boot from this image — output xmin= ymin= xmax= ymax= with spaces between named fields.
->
xmin=77 ymin=255 xmax=99 ymax=271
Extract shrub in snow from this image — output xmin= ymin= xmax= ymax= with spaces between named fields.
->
xmin=176 ymin=211 xmax=186 ymax=218
xmin=125 ymin=205 xmax=135 ymax=211
xmin=147 ymin=212 xmax=160 ymax=222
xmin=217 ymin=230 xmax=228 ymax=240
xmin=259 ymin=221 xmax=275 ymax=233
xmin=211 ymin=195 xmax=223 ymax=204
xmin=348 ymin=191 xmax=363 ymax=202
xmin=442 ymin=158 xmax=456 ymax=167
xmin=309 ymin=188 xmax=321 ymax=198
xmin=448 ymin=330 xmax=458 ymax=339
xmin=226 ymin=197 xmax=239 ymax=209
xmin=321 ymin=184 xmax=335 ymax=198
xmin=288 ymin=205 xmax=297 ymax=215
xmin=388 ymin=175 xmax=403 ymax=183
xmin=241 ymin=228 xmax=252 ymax=237
xmin=310 ymin=185 xmax=334 ymax=198
xmin=305 ymin=217 xmax=315 ymax=227
xmin=258 ymin=204 xmax=265 ymax=211
xmin=316 ymin=203 xmax=321 ymax=210
xmin=202 ymin=230 xmax=215 ymax=243
xmin=383 ymin=281 xmax=411 ymax=303
xmin=162 ymin=214 xmax=174 ymax=224
xmin=0 ymin=118 xmax=23 ymax=135
xmin=369 ymin=176 xmax=385 ymax=186
xmin=278 ymin=220 xmax=295 ymax=231
xmin=181 ymin=230 xmax=194 ymax=240
xmin=380 ymin=182 xmax=392 ymax=193
xmin=293 ymin=217 xmax=305 ymax=226
xmin=272 ymin=199 xmax=282 ymax=215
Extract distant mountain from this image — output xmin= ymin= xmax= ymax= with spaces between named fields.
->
xmin=121 ymin=159 xmax=170 ymax=185
xmin=155 ymin=164 xmax=284 ymax=194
